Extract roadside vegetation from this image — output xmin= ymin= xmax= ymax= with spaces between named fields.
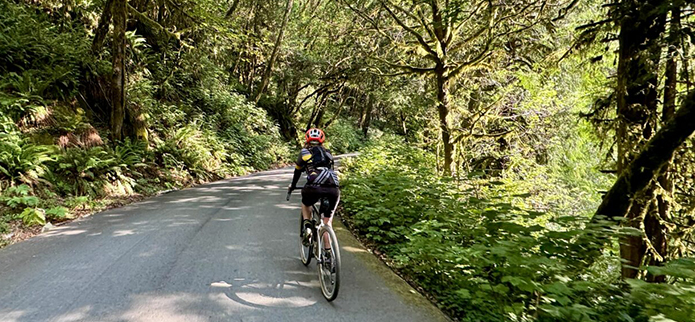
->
xmin=2 ymin=0 xmax=695 ymax=321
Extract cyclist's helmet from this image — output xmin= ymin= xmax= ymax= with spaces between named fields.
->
xmin=305 ymin=128 xmax=325 ymax=144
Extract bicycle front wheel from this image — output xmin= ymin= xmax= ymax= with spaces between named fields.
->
xmin=299 ymin=213 xmax=312 ymax=266
xmin=317 ymin=226 xmax=341 ymax=301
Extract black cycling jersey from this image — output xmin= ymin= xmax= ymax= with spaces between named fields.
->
xmin=290 ymin=144 xmax=341 ymax=214
xmin=291 ymin=145 xmax=339 ymax=188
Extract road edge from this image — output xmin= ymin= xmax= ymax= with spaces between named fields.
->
xmin=332 ymin=219 xmax=453 ymax=322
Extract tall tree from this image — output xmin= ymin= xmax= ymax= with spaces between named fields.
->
xmin=111 ymin=0 xmax=127 ymax=141
xmin=92 ymin=0 xmax=114 ymax=54
xmin=647 ymin=3 xmax=682 ymax=282
xmin=254 ymin=0 xmax=294 ymax=103
xmin=612 ymin=0 xmax=667 ymax=279
xmin=345 ymin=0 xmax=565 ymax=175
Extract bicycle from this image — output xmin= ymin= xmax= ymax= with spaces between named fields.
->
xmin=287 ymin=186 xmax=341 ymax=301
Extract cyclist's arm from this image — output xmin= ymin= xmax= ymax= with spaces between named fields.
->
xmin=291 ymin=168 xmax=302 ymax=189
xmin=291 ymin=149 xmax=312 ymax=189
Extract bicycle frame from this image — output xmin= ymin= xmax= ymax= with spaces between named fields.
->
xmin=310 ymin=201 xmax=329 ymax=262
xmin=287 ymin=185 xmax=341 ymax=301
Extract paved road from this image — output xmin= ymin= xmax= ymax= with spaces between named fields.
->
xmin=0 ymin=162 xmax=450 ymax=322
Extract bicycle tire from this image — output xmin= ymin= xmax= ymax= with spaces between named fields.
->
xmin=317 ymin=225 xmax=341 ymax=301
xmin=299 ymin=212 xmax=312 ymax=266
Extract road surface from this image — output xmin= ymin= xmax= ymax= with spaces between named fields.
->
xmin=0 ymin=163 xmax=450 ymax=322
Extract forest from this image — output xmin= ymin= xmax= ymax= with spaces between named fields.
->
xmin=1 ymin=0 xmax=695 ymax=320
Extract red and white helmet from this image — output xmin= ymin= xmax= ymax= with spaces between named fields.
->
xmin=305 ymin=128 xmax=325 ymax=144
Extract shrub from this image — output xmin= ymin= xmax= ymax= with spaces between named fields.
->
xmin=18 ymin=207 xmax=45 ymax=226
xmin=45 ymin=206 xmax=70 ymax=221
xmin=0 ymin=131 xmax=54 ymax=189
xmin=0 ymin=184 xmax=48 ymax=227
xmin=0 ymin=0 xmax=89 ymax=101
xmin=2 ymin=184 xmax=38 ymax=210
xmin=156 ymin=124 xmax=229 ymax=179
xmin=325 ymin=119 xmax=365 ymax=154
xmin=340 ymin=139 xmax=695 ymax=322
xmin=47 ymin=145 xmax=145 ymax=197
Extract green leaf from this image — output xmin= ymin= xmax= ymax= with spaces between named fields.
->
xmin=455 ymin=289 xmax=471 ymax=299
xmin=45 ymin=206 xmax=71 ymax=220
xmin=19 ymin=207 xmax=46 ymax=226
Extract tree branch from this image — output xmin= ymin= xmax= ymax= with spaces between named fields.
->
xmin=340 ymin=0 xmax=395 ymax=42
xmin=127 ymin=4 xmax=179 ymax=45
xmin=448 ymin=41 xmax=494 ymax=80
xmin=595 ymin=90 xmax=695 ymax=223
xmin=380 ymin=0 xmax=439 ymax=60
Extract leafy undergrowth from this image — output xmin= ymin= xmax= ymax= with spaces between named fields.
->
xmin=340 ymin=138 xmax=695 ymax=322
xmin=0 ymin=0 xmax=297 ymax=247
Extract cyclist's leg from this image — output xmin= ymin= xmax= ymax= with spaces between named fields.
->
xmin=301 ymin=204 xmax=312 ymax=220
xmin=320 ymin=187 xmax=340 ymax=248
xmin=301 ymin=186 xmax=320 ymax=229
xmin=321 ymin=187 xmax=340 ymax=224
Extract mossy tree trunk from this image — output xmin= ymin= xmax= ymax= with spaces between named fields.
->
xmin=435 ymin=65 xmax=453 ymax=176
xmin=646 ymin=4 xmax=682 ymax=282
xmin=91 ymin=0 xmax=113 ymax=54
xmin=613 ymin=0 xmax=666 ymax=279
xmin=596 ymin=90 xmax=695 ymax=278
xmin=111 ymin=0 xmax=127 ymax=142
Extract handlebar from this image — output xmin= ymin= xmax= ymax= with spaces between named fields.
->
xmin=286 ymin=185 xmax=304 ymax=201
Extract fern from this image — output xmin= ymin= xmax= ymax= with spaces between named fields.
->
xmin=49 ymin=145 xmax=151 ymax=197
xmin=0 ymin=132 xmax=54 ymax=188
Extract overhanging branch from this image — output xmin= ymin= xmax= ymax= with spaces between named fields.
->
xmin=380 ymin=0 xmax=439 ymax=61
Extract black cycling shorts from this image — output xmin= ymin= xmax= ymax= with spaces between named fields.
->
xmin=301 ymin=185 xmax=340 ymax=218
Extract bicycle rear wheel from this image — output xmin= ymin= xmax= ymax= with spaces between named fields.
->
xmin=299 ymin=212 xmax=312 ymax=266
xmin=317 ymin=226 xmax=341 ymax=301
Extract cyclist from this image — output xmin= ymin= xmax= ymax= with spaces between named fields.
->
xmin=288 ymin=128 xmax=340 ymax=246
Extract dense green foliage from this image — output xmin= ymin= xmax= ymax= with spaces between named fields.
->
xmin=342 ymin=140 xmax=695 ymax=321
xmin=1 ymin=0 xmax=695 ymax=320
xmin=0 ymin=0 xmax=369 ymax=243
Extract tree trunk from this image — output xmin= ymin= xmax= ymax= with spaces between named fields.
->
xmin=125 ymin=103 xmax=148 ymax=142
xmin=400 ymin=111 xmax=408 ymax=141
xmin=253 ymin=0 xmax=293 ymax=103
xmin=111 ymin=0 xmax=127 ymax=141
xmin=324 ymin=88 xmax=347 ymax=128
xmin=315 ymin=102 xmax=326 ymax=128
xmin=362 ymin=97 xmax=373 ymax=137
xmin=647 ymin=5 xmax=681 ymax=282
xmin=306 ymin=91 xmax=327 ymax=130
xmin=614 ymin=0 xmax=666 ymax=279
xmin=128 ymin=4 xmax=178 ymax=50
xmin=597 ymin=90 xmax=695 ymax=217
xmin=436 ymin=65 xmax=453 ymax=176
xmin=92 ymin=0 xmax=114 ymax=53
xmin=594 ymin=90 xmax=695 ymax=273
xmin=225 ymin=0 xmax=240 ymax=18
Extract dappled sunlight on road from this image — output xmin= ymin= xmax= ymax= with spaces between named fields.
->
xmin=0 ymin=157 xmax=447 ymax=322
xmin=211 ymin=278 xmax=318 ymax=309
xmin=169 ymin=195 xmax=225 ymax=203
xmin=275 ymin=203 xmax=301 ymax=210
xmin=118 ymin=293 xmax=211 ymax=322
xmin=54 ymin=305 xmax=91 ymax=322
xmin=41 ymin=227 xmax=87 ymax=237
xmin=0 ymin=310 xmax=24 ymax=322
xmin=342 ymin=245 xmax=368 ymax=254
